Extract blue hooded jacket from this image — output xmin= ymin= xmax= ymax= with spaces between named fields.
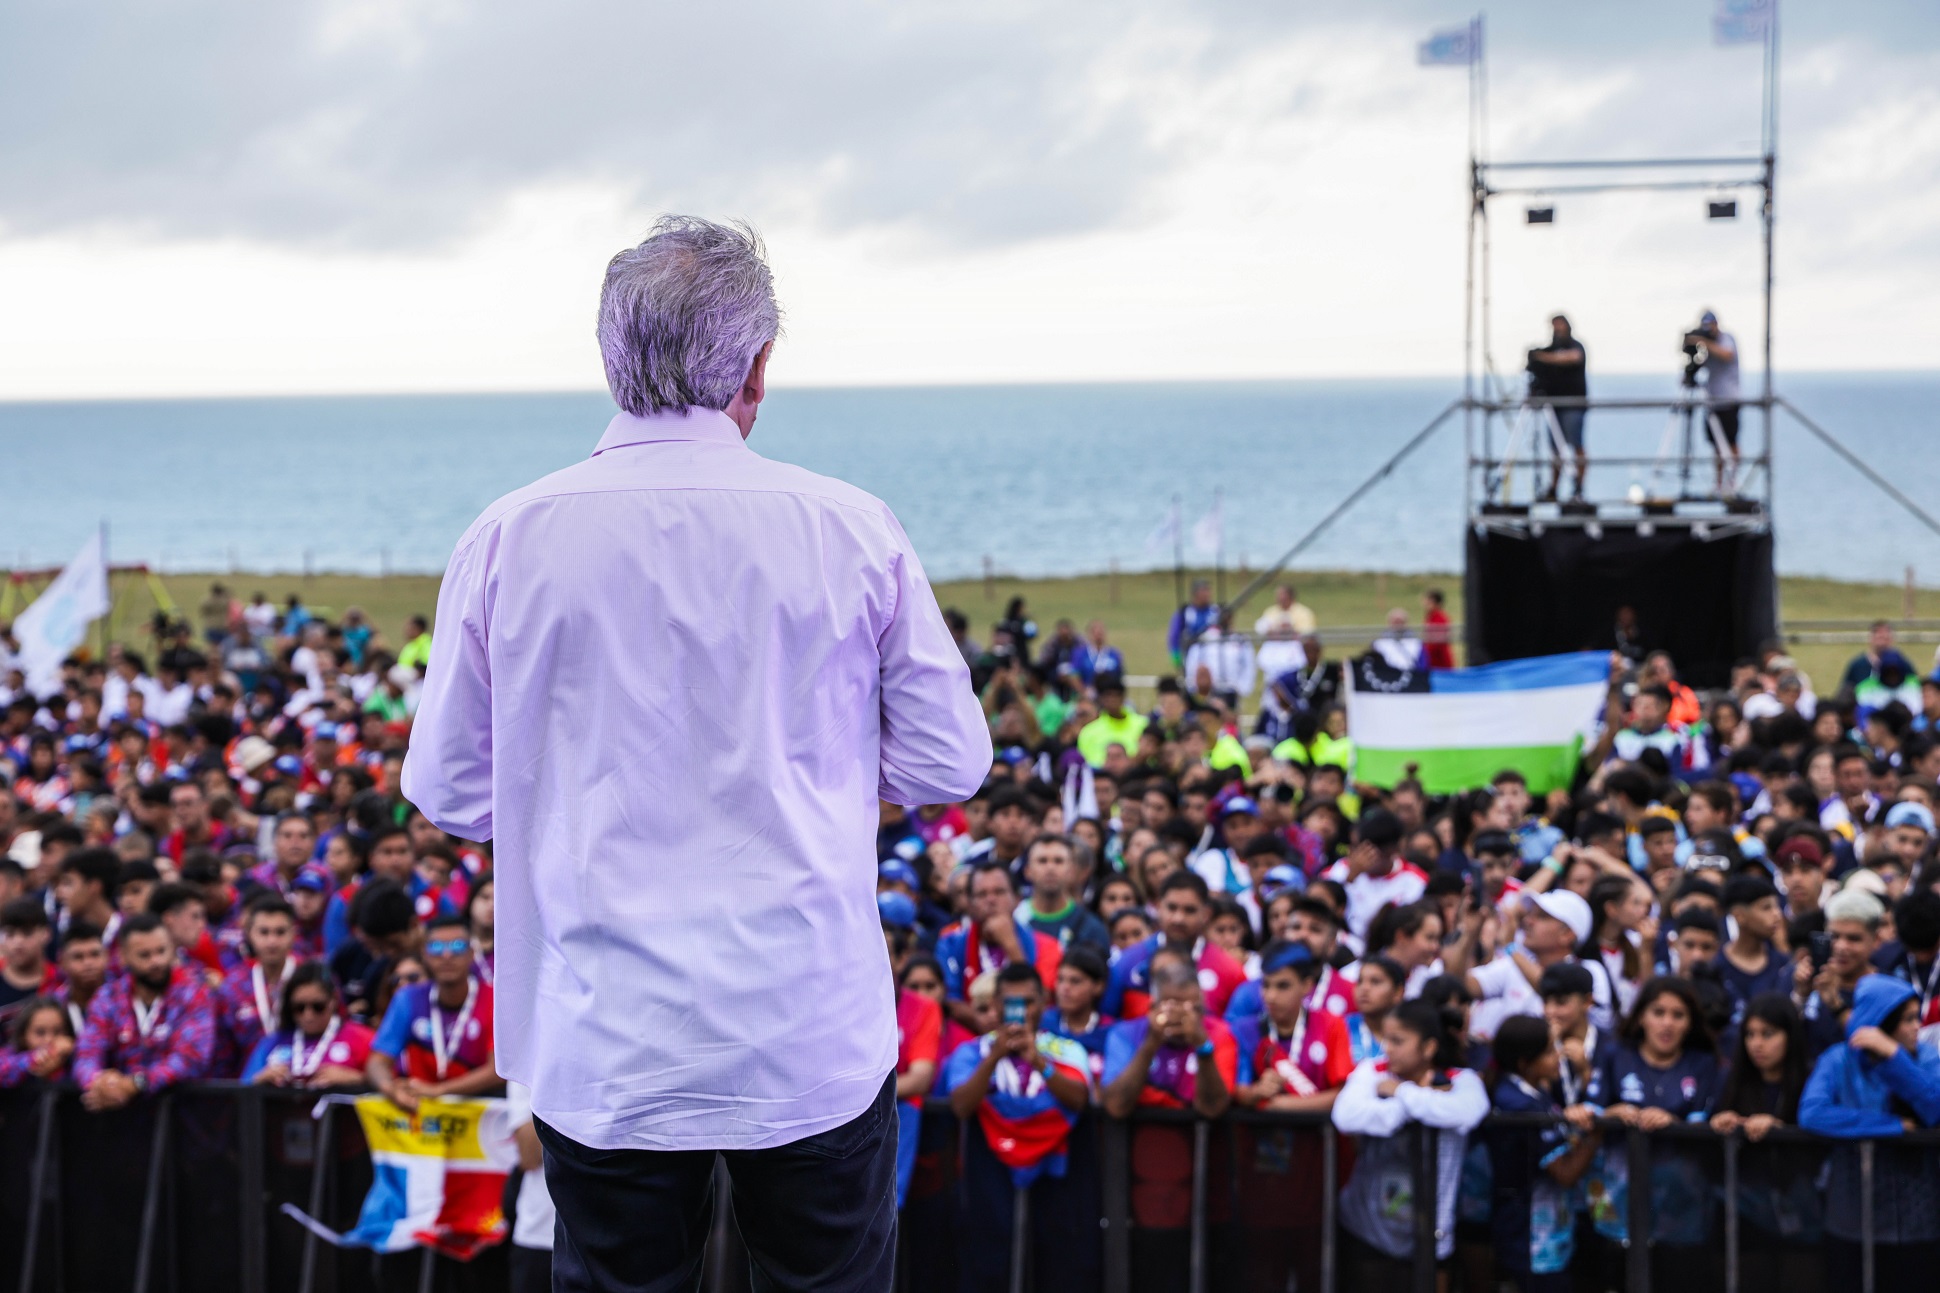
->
xmin=1799 ymin=974 xmax=1940 ymax=1242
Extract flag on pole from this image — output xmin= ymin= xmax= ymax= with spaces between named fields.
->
xmin=1346 ymin=651 xmax=1606 ymax=794
xmin=282 ymin=1097 xmax=518 ymax=1259
xmin=1191 ymin=495 xmax=1224 ymax=558
xmin=1713 ymin=0 xmax=1772 ymax=46
xmin=11 ymin=528 xmax=110 ymax=697
xmin=1144 ymin=499 xmax=1182 ymax=553
xmin=1418 ymin=18 xmax=1480 ymax=66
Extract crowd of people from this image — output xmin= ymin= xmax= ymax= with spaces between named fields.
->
xmin=5 ymin=581 xmax=1940 ymax=1292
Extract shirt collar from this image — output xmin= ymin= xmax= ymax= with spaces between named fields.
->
xmin=592 ymin=407 xmax=745 ymax=455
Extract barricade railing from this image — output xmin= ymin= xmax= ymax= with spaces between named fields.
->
xmin=5 ymin=1083 xmax=1940 ymax=1293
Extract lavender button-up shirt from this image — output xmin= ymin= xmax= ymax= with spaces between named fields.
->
xmin=402 ymin=406 xmax=990 ymax=1150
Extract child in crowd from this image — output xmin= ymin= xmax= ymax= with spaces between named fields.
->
xmin=1487 ymin=1016 xmax=1602 ymax=1293
xmin=1333 ymin=999 xmax=1489 ymax=1290
xmin=1346 ymin=955 xmax=1405 ymax=1064
xmin=0 ymin=997 xmax=75 ymax=1086
xmin=1576 ymin=976 xmax=1721 ymax=1292
xmin=1537 ymin=962 xmax=1602 ymax=1106
xmin=1040 ymin=945 xmax=1113 ymax=1078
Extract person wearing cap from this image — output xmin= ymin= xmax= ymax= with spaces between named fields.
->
xmin=1230 ymin=939 xmax=1353 ymax=1293
xmin=1683 ymin=308 xmax=1742 ymax=493
xmin=1188 ymin=796 xmax=1264 ymax=899
xmin=1881 ymin=800 xmax=1935 ymax=871
xmin=1017 ymin=834 xmax=1109 ymax=953
xmin=1464 ymin=889 xmax=1614 ymax=1043
xmin=1318 ymin=809 xmax=1426 ymax=953
xmin=1718 ymin=875 xmax=1792 ymax=1034
xmin=1536 ymin=962 xmax=1603 ymax=1106
xmin=1773 ymin=833 xmax=1831 ymax=945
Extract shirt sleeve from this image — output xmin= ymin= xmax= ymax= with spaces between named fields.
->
xmin=875 ymin=512 xmax=991 ymax=806
xmin=73 ymin=995 xmax=113 ymax=1086
xmin=908 ymin=996 xmax=941 ymax=1068
xmin=1319 ymin=1011 xmax=1356 ymax=1090
xmin=400 ymin=533 xmax=497 ymax=841
xmin=1100 ymin=1023 xmax=1141 ymax=1090
xmin=371 ymin=989 xmax=415 ymax=1062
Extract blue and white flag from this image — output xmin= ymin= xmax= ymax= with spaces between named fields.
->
xmin=1418 ymin=20 xmax=1480 ymax=67
xmin=1713 ymin=0 xmax=1772 ymax=46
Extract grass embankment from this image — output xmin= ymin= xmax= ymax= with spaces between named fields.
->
xmin=12 ymin=565 xmax=1924 ymax=698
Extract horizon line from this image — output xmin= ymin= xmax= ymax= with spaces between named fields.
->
xmin=1 ymin=364 xmax=1936 ymax=407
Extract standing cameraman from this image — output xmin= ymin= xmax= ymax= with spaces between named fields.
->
xmin=1527 ymin=314 xmax=1587 ymax=502
xmin=1685 ymin=309 xmax=1741 ymax=495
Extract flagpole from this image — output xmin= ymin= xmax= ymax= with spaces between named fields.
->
xmin=1213 ymin=488 xmax=1225 ymax=604
xmin=98 ymin=520 xmax=110 ymax=659
xmin=1170 ymin=494 xmax=1185 ymax=609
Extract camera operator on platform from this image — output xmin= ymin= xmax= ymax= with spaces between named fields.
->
xmin=1526 ymin=314 xmax=1588 ymax=502
xmin=1683 ymin=309 xmax=1742 ymax=495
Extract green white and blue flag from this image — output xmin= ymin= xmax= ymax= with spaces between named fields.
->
xmin=1347 ymin=650 xmax=1606 ymax=794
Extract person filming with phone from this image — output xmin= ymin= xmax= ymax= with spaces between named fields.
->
xmin=1796 ymin=889 xmax=1885 ymax=1062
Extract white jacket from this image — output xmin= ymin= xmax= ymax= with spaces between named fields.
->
xmin=1331 ymin=1058 xmax=1489 ymax=1260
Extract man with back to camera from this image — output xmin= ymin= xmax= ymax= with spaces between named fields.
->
xmin=1684 ymin=309 xmax=1742 ymax=495
xmin=403 ymin=216 xmax=989 ymax=1293
xmin=1526 ymin=313 xmax=1587 ymax=502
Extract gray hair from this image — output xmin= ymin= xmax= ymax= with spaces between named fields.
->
xmin=1825 ymin=887 xmax=1883 ymax=930
xmin=597 ymin=216 xmax=781 ymax=417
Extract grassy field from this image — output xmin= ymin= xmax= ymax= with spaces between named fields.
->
xmin=8 ymin=562 xmax=1929 ymax=695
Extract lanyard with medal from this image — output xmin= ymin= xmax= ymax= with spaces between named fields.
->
xmin=253 ymin=959 xmax=295 ymax=1029
xmin=1267 ymin=1011 xmax=1319 ymax=1096
xmin=134 ymin=993 xmax=164 ymax=1041
xmin=429 ymin=978 xmax=478 ymax=1081
xmin=291 ymin=1017 xmax=343 ymax=1079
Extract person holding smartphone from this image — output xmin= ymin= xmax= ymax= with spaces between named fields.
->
xmin=942 ymin=963 xmax=1092 ymax=1293
xmin=1797 ymin=889 xmax=1885 ymax=1062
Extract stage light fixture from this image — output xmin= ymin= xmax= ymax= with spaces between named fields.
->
xmin=1585 ymin=521 xmax=1603 ymax=541
xmin=1638 ymin=521 xmax=1655 ymax=537
xmin=1707 ymin=199 xmax=1737 ymax=220
xmin=1526 ymin=206 xmax=1555 ymax=224
xmin=1693 ymin=522 xmax=1712 ymax=540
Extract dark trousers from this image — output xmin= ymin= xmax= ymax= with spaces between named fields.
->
xmin=537 ymin=1073 xmax=898 ymax=1293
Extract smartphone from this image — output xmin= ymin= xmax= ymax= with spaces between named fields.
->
xmin=1808 ymin=931 xmax=1832 ymax=972
xmin=1003 ymin=998 xmax=1028 ymax=1028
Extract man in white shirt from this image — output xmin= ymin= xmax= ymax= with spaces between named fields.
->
xmin=403 ymin=217 xmax=989 ymax=1293
xmin=1254 ymin=584 xmax=1317 ymax=638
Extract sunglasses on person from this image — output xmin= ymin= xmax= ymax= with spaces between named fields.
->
xmin=393 ymin=969 xmax=428 ymax=985
xmin=291 ymin=998 xmax=332 ymax=1016
xmin=425 ymin=938 xmax=471 ymax=958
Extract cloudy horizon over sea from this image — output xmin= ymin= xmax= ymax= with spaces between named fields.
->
xmin=4 ymin=370 xmax=1938 ymax=588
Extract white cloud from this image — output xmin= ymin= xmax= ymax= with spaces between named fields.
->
xmin=0 ymin=3 xmax=1936 ymax=397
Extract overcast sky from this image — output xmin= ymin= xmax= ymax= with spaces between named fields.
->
xmin=1 ymin=0 xmax=1934 ymax=398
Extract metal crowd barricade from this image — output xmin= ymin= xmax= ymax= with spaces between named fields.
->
xmin=3 ymin=1083 xmax=1939 ymax=1293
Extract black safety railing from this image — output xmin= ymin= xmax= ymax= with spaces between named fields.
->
xmin=4 ymin=1083 xmax=1938 ymax=1293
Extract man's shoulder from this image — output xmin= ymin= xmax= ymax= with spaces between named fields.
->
xmin=456 ymin=440 xmax=896 ymax=553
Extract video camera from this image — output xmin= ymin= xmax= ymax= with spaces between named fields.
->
xmin=1679 ymin=324 xmax=1716 ymax=387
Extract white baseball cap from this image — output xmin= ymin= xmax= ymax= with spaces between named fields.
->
xmin=1531 ymin=890 xmax=1593 ymax=945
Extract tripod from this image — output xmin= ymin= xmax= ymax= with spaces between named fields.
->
xmin=1492 ymin=399 xmax=1569 ymax=504
xmin=1650 ymin=376 xmax=1731 ymax=501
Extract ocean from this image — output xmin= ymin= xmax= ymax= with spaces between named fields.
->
xmin=2 ymin=372 xmax=1935 ymax=585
